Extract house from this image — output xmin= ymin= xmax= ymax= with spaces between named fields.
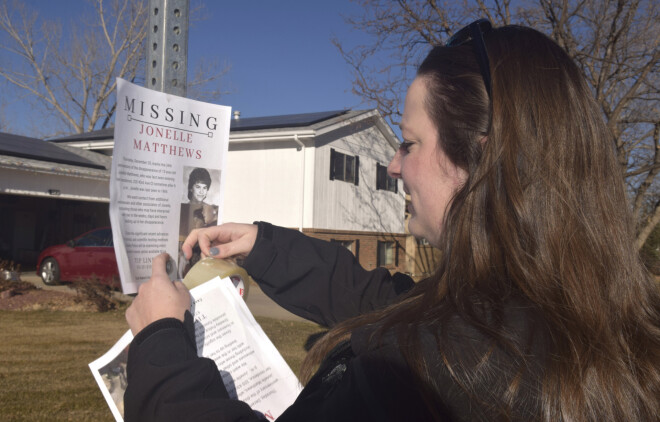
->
xmin=2 ymin=109 xmax=409 ymax=273
xmin=219 ymin=109 xmax=406 ymax=272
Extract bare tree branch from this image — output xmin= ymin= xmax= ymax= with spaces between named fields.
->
xmin=0 ymin=0 xmax=231 ymax=136
xmin=636 ymin=200 xmax=660 ymax=249
xmin=337 ymin=0 xmax=660 ymax=250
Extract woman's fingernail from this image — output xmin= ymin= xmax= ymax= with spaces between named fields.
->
xmin=209 ymin=247 xmax=219 ymax=256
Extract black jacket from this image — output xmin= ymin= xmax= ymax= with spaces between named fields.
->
xmin=124 ymin=222 xmax=546 ymax=421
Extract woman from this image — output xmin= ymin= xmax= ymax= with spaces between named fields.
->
xmin=125 ymin=21 xmax=660 ymax=421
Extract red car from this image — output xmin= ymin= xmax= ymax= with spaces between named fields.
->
xmin=37 ymin=227 xmax=119 ymax=287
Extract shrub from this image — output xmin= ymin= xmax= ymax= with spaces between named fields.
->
xmin=0 ymin=258 xmax=21 ymax=281
xmin=0 ymin=259 xmax=35 ymax=294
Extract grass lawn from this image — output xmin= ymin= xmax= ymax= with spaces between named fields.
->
xmin=0 ymin=310 xmax=322 ymax=422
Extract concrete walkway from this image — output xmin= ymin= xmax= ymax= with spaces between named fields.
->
xmin=20 ymin=271 xmax=307 ymax=323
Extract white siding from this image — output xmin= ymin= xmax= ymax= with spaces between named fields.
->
xmin=222 ymin=140 xmax=308 ymax=228
xmin=313 ymin=125 xmax=405 ymax=233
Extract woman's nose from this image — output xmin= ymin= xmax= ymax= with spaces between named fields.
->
xmin=388 ymin=150 xmax=402 ymax=179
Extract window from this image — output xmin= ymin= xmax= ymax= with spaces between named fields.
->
xmin=416 ymin=238 xmax=430 ymax=246
xmin=376 ymin=163 xmax=398 ymax=193
xmin=331 ymin=239 xmax=356 ymax=254
xmin=377 ymin=241 xmax=396 ymax=266
xmin=330 ymin=148 xmax=359 ymax=185
xmin=75 ymin=228 xmax=112 ymax=247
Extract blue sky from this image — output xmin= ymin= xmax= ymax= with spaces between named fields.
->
xmin=193 ymin=1 xmax=369 ymax=118
xmin=1 ymin=0 xmax=393 ymax=138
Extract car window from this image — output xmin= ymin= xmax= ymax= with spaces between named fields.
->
xmin=98 ymin=228 xmax=113 ymax=246
xmin=76 ymin=229 xmax=112 ymax=247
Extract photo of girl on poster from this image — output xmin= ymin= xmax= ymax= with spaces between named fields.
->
xmin=178 ymin=166 xmax=221 ymax=276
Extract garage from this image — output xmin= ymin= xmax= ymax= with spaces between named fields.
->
xmin=0 ymin=132 xmax=111 ymax=269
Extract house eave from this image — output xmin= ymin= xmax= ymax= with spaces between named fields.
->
xmin=0 ymin=156 xmax=110 ymax=181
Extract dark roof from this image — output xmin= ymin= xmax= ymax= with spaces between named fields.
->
xmin=48 ymin=110 xmax=352 ymax=142
xmin=49 ymin=127 xmax=114 ymax=143
xmin=0 ymin=132 xmax=106 ymax=170
xmin=230 ymin=110 xmax=349 ymax=131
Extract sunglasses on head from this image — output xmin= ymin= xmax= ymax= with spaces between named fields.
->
xmin=445 ymin=19 xmax=493 ymax=98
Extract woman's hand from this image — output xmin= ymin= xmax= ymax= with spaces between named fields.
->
xmin=126 ymin=253 xmax=191 ymax=336
xmin=182 ymin=223 xmax=258 ymax=260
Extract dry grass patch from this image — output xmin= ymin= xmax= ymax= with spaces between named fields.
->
xmin=0 ymin=310 xmax=322 ymax=421
xmin=0 ymin=310 xmax=128 ymax=421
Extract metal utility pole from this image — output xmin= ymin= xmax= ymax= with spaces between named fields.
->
xmin=146 ymin=0 xmax=190 ymax=96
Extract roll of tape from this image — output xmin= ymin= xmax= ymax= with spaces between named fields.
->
xmin=182 ymin=257 xmax=252 ymax=300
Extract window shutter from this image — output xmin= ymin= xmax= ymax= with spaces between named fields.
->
xmin=378 ymin=163 xmax=389 ymax=191
xmin=330 ymin=148 xmax=336 ymax=180
xmin=354 ymin=156 xmax=360 ymax=186
xmin=376 ymin=163 xmax=382 ymax=190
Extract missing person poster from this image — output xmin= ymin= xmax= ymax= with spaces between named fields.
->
xmin=110 ymin=78 xmax=231 ymax=294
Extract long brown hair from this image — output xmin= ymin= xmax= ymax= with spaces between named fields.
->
xmin=301 ymin=25 xmax=660 ymax=420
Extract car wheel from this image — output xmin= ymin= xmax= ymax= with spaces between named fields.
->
xmin=40 ymin=258 xmax=61 ymax=285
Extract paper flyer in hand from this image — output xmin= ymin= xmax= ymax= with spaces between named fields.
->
xmin=89 ymin=277 xmax=303 ymax=422
xmin=110 ymin=78 xmax=231 ymax=294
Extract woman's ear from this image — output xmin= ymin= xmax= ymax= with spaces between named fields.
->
xmin=479 ymin=135 xmax=488 ymax=146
